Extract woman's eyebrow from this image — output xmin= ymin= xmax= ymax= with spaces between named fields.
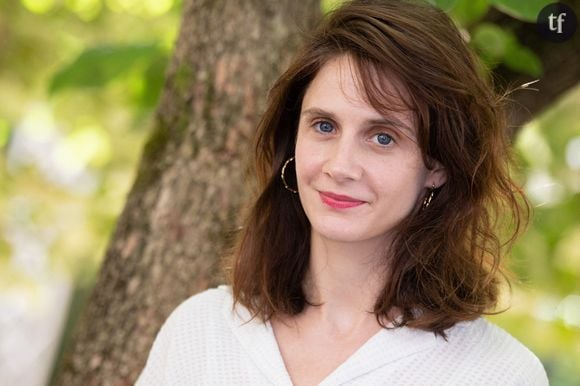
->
xmin=301 ymin=107 xmax=416 ymax=139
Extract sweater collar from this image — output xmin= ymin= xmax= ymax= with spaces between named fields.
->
xmin=222 ymin=288 xmax=293 ymax=386
xmin=220 ymin=285 xmax=440 ymax=385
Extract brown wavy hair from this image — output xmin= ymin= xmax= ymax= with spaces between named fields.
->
xmin=221 ymin=0 xmax=530 ymax=336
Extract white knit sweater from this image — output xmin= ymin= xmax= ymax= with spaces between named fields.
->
xmin=136 ymin=285 xmax=548 ymax=385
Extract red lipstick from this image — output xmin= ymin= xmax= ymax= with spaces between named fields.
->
xmin=319 ymin=191 xmax=365 ymax=209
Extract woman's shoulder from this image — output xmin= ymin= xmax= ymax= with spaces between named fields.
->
xmin=448 ymin=318 xmax=542 ymax=360
xmin=166 ymin=285 xmax=231 ymax=328
xmin=136 ymin=285 xmax=242 ymax=384
xmin=439 ymin=318 xmax=548 ymax=384
xmin=172 ymin=284 xmax=231 ymax=311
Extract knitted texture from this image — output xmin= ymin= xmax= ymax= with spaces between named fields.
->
xmin=136 ymin=285 xmax=548 ymax=385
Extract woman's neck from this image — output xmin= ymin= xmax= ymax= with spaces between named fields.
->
xmin=300 ymin=230 xmax=391 ymax=333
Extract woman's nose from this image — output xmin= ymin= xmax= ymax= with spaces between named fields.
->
xmin=322 ymin=136 xmax=363 ymax=182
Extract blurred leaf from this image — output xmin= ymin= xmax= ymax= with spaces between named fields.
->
xmin=450 ymin=0 xmax=489 ymax=26
xmin=0 ymin=236 xmax=11 ymax=261
xmin=554 ymin=226 xmax=580 ymax=276
xmin=471 ymin=22 xmax=515 ymax=66
xmin=490 ymin=0 xmax=552 ymax=22
xmin=320 ymin=0 xmax=347 ymax=13
xmin=21 ymin=0 xmax=55 ymax=14
xmin=65 ymin=0 xmax=103 ymax=21
xmin=470 ymin=22 xmax=541 ymax=77
xmin=63 ymin=125 xmax=112 ymax=168
xmin=0 ymin=118 xmax=10 ymax=148
xmin=516 ymin=122 xmax=552 ymax=169
xmin=49 ymin=43 xmax=162 ymax=94
xmin=136 ymin=54 xmax=169 ymax=108
xmin=427 ymin=0 xmax=458 ymax=11
xmin=504 ymin=44 xmax=543 ymax=77
xmin=105 ymin=0 xmax=176 ymax=18
xmin=141 ymin=0 xmax=175 ymax=17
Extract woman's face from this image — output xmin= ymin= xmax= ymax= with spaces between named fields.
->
xmin=294 ymin=55 xmax=445 ymax=245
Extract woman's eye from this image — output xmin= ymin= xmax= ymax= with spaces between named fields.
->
xmin=374 ymin=132 xmax=393 ymax=146
xmin=315 ymin=120 xmax=334 ymax=133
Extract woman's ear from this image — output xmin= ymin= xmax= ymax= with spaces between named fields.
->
xmin=427 ymin=160 xmax=447 ymax=188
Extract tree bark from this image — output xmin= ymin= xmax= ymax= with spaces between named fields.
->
xmin=54 ymin=1 xmax=320 ymax=385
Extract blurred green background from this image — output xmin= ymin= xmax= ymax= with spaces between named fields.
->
xmin=0 ymin=0 xmax=578 ymax=385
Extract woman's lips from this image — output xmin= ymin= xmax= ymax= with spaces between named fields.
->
xmin=319 ymin=191 xmax=365 ymax=209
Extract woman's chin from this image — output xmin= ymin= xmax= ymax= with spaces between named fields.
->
xmin=310 ymin=223 xmax=367 ymax=243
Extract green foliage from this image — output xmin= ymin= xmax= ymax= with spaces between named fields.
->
xmin=49 ymin=43 xmax=163 ymax=94
xmin=320 ymin=0 xmax=546 ymax=78
xmin=0 ymin=118 xmax=10 ymax=149
xmin=0 ymin=237 xmax=11 ymax=263
xmin=507 ymin=86 xmax=580 ymax=384
xmin=450 ymin=0 xmax=489 ymax=26
xmin=471 ymin=22 xmax=543 ymax=76
xmin=504 ymin=44 xmax=543 ymax=77
xmin=490 ymin=0 xmax=553 ymax=22
xmin=426 ymin=0 xmax=458 ymax=12
xmin=320 ymin=0 xmax=347 ymax=13
xmin=138 ymin=54 xmax=170 ymax=108
xmin=20 ymin=0 xmax=56 ymax=14
xmin=0 ymin=0 xmax=180 ymax=351
xmin=471 ymin=23 xmax=515 ymax=64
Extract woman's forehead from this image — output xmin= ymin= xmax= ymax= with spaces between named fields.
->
xmin=302 ymin=54 xmax=417 ymax=126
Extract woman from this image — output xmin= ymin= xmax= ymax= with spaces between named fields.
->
xmin=137 ymin=0 xmax=548 ymax=384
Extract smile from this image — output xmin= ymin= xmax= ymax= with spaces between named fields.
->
xmin=319 ymin=191 xmax=366 ymax=209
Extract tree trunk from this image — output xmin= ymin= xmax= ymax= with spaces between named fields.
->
xmin=53 ymin=1 xmax=320 ymax=385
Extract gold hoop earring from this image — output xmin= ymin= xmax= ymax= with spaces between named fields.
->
xmin=422 ymin=184 xmax=436 ymax=210
xmin=281 ymin=156 xmax=298 ymax=194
